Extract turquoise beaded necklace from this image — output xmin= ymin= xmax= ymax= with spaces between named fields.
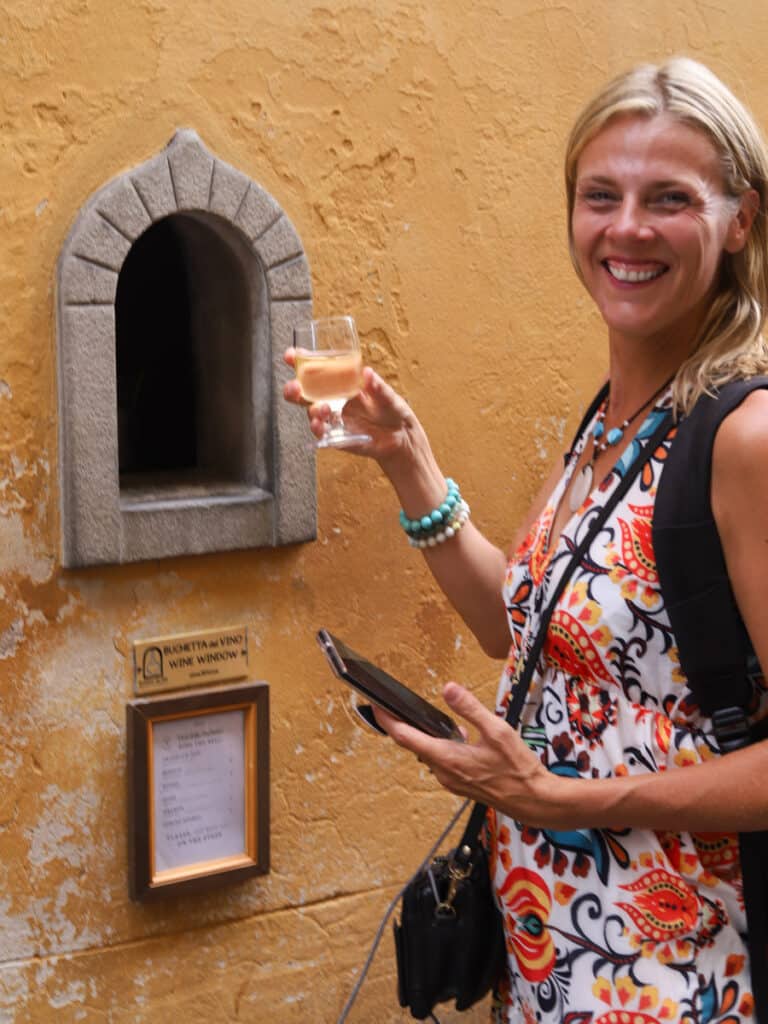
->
xmin=568 ymin=375 xmax=674 ymax=514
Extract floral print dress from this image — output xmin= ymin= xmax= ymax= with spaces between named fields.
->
xmin=490 ymin=395 xmax=765 ymax=1024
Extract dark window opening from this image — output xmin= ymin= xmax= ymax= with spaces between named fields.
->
xmin=115 ymin=212 xmax=259 ymax=499
xmin=116 ymin=217 xmax=198 ymax=476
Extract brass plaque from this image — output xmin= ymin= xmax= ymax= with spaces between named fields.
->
xmin=133 ymin=626 xmax=249 ymax=695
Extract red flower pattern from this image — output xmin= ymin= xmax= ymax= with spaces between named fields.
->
xmin=616 ymin=502 xmax=658 ymax=583
xmin=617 ymin=868 xmax=700 ymax=941
xmin=498 ymin=867 xmax=556 ymax=983
xmin=544 ymin=608 xmax=615 ymax=685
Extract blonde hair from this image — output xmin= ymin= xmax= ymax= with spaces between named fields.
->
xmin=565 ymin=57 xmax=768 ymax=414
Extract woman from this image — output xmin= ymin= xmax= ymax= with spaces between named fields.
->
xmin=285 ymin=58 xmax=768 ymax=1022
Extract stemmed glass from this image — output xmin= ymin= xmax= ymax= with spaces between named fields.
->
xmin=293 ymin=316 xmax=372 ymax=449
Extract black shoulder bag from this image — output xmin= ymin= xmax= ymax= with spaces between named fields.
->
xmin=393 ymin=401 xmax=674 ymax=1021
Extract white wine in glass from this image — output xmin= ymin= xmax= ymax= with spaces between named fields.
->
xmin=293 ymin=316 xmax=372 ymax=448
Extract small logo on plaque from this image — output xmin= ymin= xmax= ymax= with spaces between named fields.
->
xmin=133 ymin=626 xmax=249 ymax=695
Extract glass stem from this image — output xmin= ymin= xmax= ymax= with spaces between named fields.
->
xmin=326 ymin=401 xmax=346 ymax=435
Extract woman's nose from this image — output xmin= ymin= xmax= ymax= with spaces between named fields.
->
xmin=607 ymin=198 xmax=654 ymax=240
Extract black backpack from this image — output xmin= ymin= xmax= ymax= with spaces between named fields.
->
xmin=571 ymin=376 xmax=768 ymax=1020
xmin=653 ymin=376 xmax=768 ymax=1023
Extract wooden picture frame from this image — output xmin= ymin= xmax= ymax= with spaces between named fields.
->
xmin=127 ymin=681 xmax=269 ymax=901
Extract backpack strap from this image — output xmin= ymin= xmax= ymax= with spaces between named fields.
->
xmin=653 ymin=375 xmax=768 ymax=1024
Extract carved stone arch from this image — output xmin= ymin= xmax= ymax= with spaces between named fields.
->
xmin=57 ymin=129 xmax=315 ymax=567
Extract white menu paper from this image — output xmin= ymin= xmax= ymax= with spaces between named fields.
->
xmin=152 ymin=708 xmax=246 ymax=873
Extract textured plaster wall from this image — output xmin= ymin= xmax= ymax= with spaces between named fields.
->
xmin=3 ymin=1 xmax=768 ymax=1021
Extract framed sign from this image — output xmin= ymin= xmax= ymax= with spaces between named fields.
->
xmin=127 ymin=682 xmax=269 ymax=901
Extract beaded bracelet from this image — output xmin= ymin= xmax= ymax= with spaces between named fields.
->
xmin=398 ymin=478 xmax=461 ymax=536
xmin=398 ymin=479 xmax=470 ymax=547
xmin=408 ymin=499 xmax=470 ymax=547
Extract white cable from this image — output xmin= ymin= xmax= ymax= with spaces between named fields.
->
xmin=335 ymin=798 xmax=471 ymax=1024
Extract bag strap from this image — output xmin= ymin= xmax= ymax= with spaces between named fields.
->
xmin=455 ymin=402 xmax=674 ymax=859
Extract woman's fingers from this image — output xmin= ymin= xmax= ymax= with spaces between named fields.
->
xmin=357 ymin=368 xmax=411 ymax=422
xmin=373 ymin=682 xmax=550 ymax=818
xmin=282 ymin=348 xmax=417 ymax=461
xmin=442 ymin=682 xmax=499 ymax=739
xmin=282 ymin=382 xmax=330 ymax=437
xmin=372 ymin=706 xmax=445 ymax=760
xmin=372 ymin=704 xmax=423 ymax=745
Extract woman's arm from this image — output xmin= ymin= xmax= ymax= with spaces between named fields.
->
xmin=377 ymin=400 xmax=566 ymax=658
xmin=285 ymin=358 xmax=560 ymax=657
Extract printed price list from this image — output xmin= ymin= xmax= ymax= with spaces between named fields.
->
xmin=152 ymin=709 xmax=246 ymax=872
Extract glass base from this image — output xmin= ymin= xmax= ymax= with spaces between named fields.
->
xmin=314 ymin=429 xmax=372 ymax=449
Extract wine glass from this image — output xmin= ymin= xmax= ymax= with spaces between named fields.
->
xmin=293 ymin=316 xmax=372 ymax=449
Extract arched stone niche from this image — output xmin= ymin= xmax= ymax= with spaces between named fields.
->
xmin=56 ymin=129 xmax=316 ymax=567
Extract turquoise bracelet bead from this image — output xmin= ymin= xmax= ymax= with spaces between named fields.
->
xmin=399 ymin=478 xmax=464 ymax=540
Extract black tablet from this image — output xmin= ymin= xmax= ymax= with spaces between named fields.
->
xmin=316 ymin=629 xmax=464 ymax=742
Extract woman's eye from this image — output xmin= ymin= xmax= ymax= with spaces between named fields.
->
xmin=581 ymin=190 xmax=619 ymax=206
xmin=650 ymin=192 xmax=690 ymax=210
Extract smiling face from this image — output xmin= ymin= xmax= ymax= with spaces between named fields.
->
xmin=571 ymin=113 xmax=752 ymax=357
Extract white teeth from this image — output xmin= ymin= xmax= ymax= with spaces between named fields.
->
xmin=606 ymin=262 xmax=665 ymax=283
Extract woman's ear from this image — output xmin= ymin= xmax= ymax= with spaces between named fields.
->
xmin=724 ymin=189 xmax=760 ymax=254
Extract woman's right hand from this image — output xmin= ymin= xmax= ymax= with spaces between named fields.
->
xmin=283 ymin=348 xmax=420 ymax=467
xmin=284 ymin=349 xmax=512 ymax=656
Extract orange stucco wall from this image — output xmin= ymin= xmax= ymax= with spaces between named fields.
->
xmin=4 ymin=2 xmax=768 ymax=1020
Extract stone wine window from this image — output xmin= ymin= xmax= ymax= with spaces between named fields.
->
xmin=56 ymin=129 xmax=316 ymax=567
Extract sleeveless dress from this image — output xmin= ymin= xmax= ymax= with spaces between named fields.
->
xmin=490 ymin=394 xmax=765 ymax=1024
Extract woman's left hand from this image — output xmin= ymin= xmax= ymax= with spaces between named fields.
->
xmin=374 ymin=682 xmax=558 ymax=827
xmin=379 ymin=679 xmax=768 ymax=835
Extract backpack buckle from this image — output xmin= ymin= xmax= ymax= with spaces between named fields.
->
xmin=711 ymin=706 xmax=751 ymax=753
